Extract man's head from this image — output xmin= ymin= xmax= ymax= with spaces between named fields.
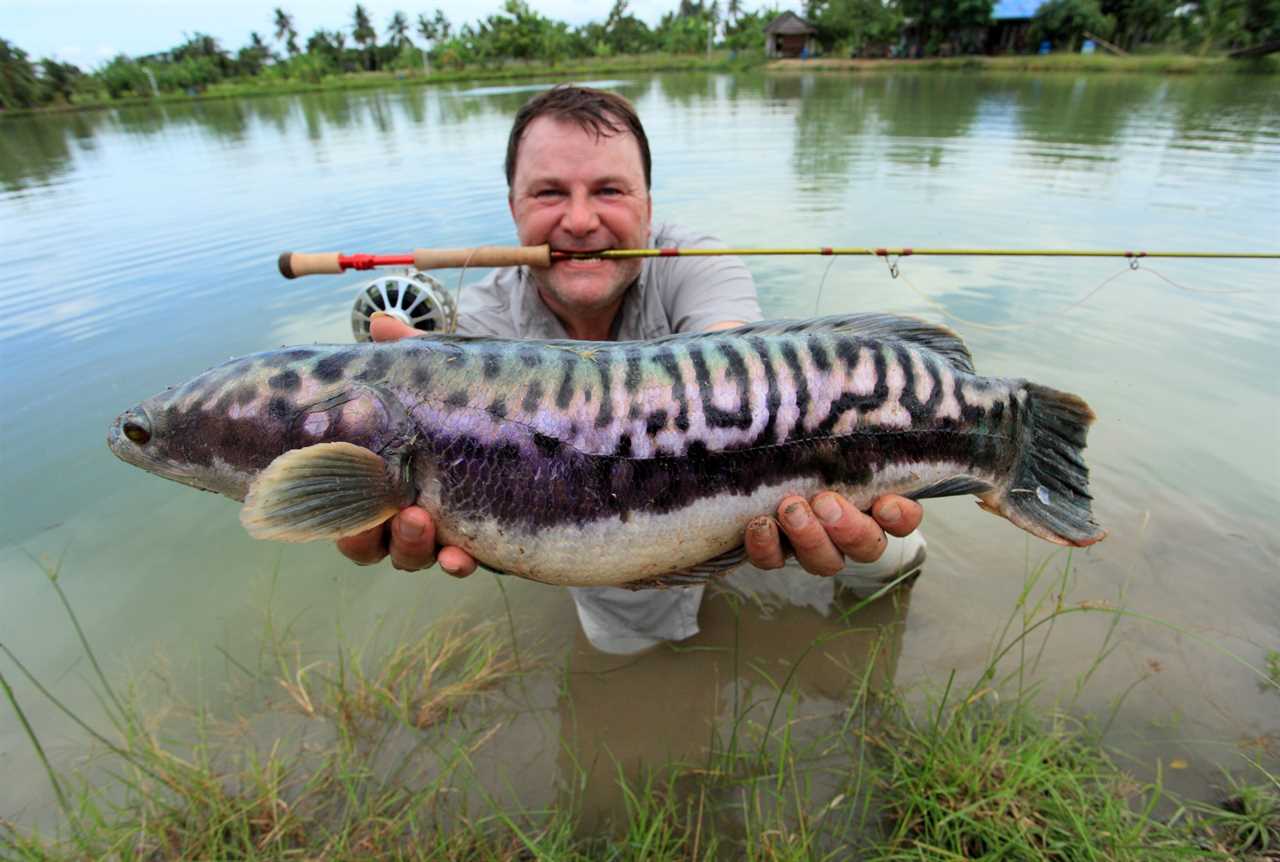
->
xmin=505 ymin=86 xmax=653 ymax=340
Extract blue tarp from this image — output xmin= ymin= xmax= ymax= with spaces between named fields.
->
xmin=993 ymin=0 xmax=1042 ymax=19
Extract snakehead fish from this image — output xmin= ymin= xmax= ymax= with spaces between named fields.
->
xmin=107 ymin=314 xmax=1105 ymax=587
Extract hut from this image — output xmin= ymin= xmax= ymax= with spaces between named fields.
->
xmin=764 ymin=12 xmax=819 ymax=59
xmin=988 ymin=0 xmax=1044 ymax=53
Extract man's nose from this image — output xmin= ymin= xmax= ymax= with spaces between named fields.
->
xmin=561 ymin=190 xmax=600 ymax=236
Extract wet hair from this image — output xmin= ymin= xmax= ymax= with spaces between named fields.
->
xmin=504 ymin=85 xmax=652 ymax=190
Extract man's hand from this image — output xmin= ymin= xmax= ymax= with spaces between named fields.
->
xmin=744 ymin=493 xmax=924 ymax=577
xmin=335 ymin=313 xmax=478 ymax=576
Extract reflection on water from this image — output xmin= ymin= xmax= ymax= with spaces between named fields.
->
xmin=1 ymin=71 xmax=1278 ymax=825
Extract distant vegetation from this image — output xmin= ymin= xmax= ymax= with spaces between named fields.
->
xmin=2 ymin=0 xmax=1277 ymax=111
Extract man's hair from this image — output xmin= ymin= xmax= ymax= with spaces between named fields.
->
xmin=504 ymin=85 xmax=652 ymax=190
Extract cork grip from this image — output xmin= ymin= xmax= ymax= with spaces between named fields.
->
xmin=412 ymin=245 xmax=551 ymax=270
xmin=278 ymin=252 xmax=342 ymax=279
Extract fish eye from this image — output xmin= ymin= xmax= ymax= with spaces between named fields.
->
xmin=123 ymin=420 xmax=151 ymax=445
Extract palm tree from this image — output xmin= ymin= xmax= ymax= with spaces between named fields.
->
xmin=352 ymin=4 xmax=378 ymax=69
xmin=416 ymin=9 xmax=452 ymax=44
xmin=727 ymin=0 xmax=743 ymax=26
xmin=273 ymin=7 xmax=299 ymax=56
xmin=387 ymin=11 xmax=412 ymax=50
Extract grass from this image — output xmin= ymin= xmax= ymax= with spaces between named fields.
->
xmin=772 ymin=53 xmax=1280 ymax=76
xmin=0 ymin=52 xmax=754 ymax=118
xmin=2 ymin=553 xmax=1278 ymax=859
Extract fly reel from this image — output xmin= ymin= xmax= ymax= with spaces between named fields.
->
xmin=350 ymin=270 xmax=456 ymax=342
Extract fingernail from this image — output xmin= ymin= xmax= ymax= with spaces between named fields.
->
xmin=878 ymin=501 xmax=901 ymax=525
xmin=782 ymin=502 xmax=810 ymax=530
xmin=397 ymin=519 xmax=425 ymax=541
xmin=812 ymin=495 xmax=842 ymax=525
xmin=371 ymin=310 xmax=392 ymax=321
xmin=748 ymin=517 xmax=773 ymax=537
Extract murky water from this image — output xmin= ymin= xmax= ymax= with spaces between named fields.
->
xmin=2 ymin=72 xmax=1277 ymax=825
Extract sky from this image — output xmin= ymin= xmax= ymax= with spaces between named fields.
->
xmin=5 ymin=0 xmax=799 ymax=67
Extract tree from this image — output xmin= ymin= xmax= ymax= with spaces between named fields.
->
xmin=0 ymin=38 xmax=40 ymax=109
xmin=352 ymin=4 xmax=378 ymax=68
xmin=417 ymin=8 xmax=453 ymax=44
xmin=724 ymin=7 xmax=778 ymax=50
xmin=601 ymin=0 xmax=657 ymax=53
xmin=387 ymin=10 xmax=413 ymax=50
xmin=727 ymin=0 xmax=744 ymax=25
xmin=1029 ymin=0 xmax=1113 ymax=49
xmin=1244 ymin=0 xmax=1280 ymax=41
xmin=273 ymin=7 xmax=299 ymax=56
xmin=237 ymin=31 xmax=273 ymax=76
xmin=898 ymin=0 xmax=995 ymax=52
xmin=38 ymin=58 xmax=83 ymax=103
xmin=1098 ymin=0 xmax=1177 ymax=47
xmin=807 ymin=0 xmax=903 ymax=53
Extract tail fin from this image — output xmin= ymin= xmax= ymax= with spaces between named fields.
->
xmin=979 ymin=383 xmax=1107 ymax=547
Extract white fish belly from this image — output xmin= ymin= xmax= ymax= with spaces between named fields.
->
xmin=425 ymin=460 xmax=986 ymax=587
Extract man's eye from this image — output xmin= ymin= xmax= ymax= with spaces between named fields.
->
xmin=535 ymin=189 xmax=563 ymax=199
xmin=599 ymin=187 xmax=622 ymax=196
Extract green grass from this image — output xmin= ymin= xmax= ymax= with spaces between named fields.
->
xmin=0 ymin=52 xmax=756 ymax=118
xmin=3 ymin=553 xmax=1278 ymax=859
xmin=778 ymin=53 xmax=1280 ymax=76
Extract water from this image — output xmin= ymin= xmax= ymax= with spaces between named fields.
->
xmin=2 ymin=72 xmax=1278 ymax=824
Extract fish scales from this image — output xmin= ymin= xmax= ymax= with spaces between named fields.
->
xmin=108 ymin=314 xmax=1105 ymax=587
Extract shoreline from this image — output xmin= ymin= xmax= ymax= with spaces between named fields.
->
xmin=768 ymin=53 xmax=1280 ymax=75
xmin=4 ymin=51 xmax=1275 ymax=120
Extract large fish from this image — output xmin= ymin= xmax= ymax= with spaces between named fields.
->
xmin=108 ymin=314 xmax=1105 ymax=587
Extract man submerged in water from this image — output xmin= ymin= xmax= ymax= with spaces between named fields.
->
xmin=336 ymin=85 xmax=927 ymax=654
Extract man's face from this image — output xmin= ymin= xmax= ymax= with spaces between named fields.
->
xmin=509 ymin=115 xmax=652 ymax=321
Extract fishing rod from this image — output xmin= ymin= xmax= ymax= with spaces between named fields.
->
xmin=277 ymin=245 xmax=1280 ymax=278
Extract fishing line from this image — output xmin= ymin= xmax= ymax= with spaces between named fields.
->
xmin=812 ymin=254 xmax=840 ymax=317
xmin=870 ymin=253 xmax=1256 ymax=334
xmin=450 ymin=247 xmax=482 ymax=334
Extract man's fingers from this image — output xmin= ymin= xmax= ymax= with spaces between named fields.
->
xmin=438 ymin=546 xmax=478 ymax=579
xmin=336 ymin=523 xmax=389 ymax=566
xmin=776 ymin=496 xmax=845 ymax=578
xmin=370 ymin=312 xmax=426 ymax=343
xmin=744 ymin=516 xmax=786 ymax=570
xmin=388 ymin=507 xmax=437 ymax=571
xmin=811 ymin=492 xmax=888 ymax=564
xmin=871 ymin=496 xmax=924 ymax=538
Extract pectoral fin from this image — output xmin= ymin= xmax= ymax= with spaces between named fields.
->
xmin=241 ymin=442 xmax=409 ymax=542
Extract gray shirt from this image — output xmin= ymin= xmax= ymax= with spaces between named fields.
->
xmin=455 ymin=222 xmax=763 ymax=339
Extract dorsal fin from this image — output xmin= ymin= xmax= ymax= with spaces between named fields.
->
xmin=403 ymin=314 xmax=975 ymax=373
xmin=719 ymin=313 xmax=976 ymax=373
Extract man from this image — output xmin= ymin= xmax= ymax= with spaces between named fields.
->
xmin=338 ymin=86 xmax=926 ymax=654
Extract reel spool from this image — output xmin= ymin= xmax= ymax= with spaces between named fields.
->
xmin=350 ymin=270 xmax=456 ymax=342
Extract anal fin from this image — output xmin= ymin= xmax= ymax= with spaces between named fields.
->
xmin=904 ymin=476 xmax=994 ymax=501
xmin=620 ymin=545 xmax=748 ymax=591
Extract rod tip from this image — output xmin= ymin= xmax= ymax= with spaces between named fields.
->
xmin=277 ymin=252 xmax=295 ymax=280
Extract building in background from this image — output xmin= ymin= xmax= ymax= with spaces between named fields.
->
xmin=764 ymin=12 xmax=819 ymax=58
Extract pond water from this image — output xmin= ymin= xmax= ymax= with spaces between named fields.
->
xmin=1 ymin=71 xmax=1277 ymax=826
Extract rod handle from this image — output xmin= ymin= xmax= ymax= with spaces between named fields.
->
xmin=412 ymin=245 xmax=551 ymax=270
xmin=278 ymin=251 xmax=342 ymax=279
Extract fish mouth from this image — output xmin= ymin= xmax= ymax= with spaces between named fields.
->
xmin=107 ymin=407 xmax=150 ymax=462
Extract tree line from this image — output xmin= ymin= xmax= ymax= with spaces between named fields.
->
xmin=805 ymin=0 xmax=1277 ymax=56
xmin=2 ymin=0 xmax=1276 ymax=110
xmin=1 ymin=0 xmax=772 ymax=109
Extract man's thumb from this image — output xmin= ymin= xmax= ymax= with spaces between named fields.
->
xmin=370 ymin=312 xmax=425 ymax=343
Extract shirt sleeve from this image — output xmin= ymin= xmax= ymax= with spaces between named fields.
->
xmin=652 ymin=225 xmax=763 ymax=334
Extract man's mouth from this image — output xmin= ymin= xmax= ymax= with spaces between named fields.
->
xmin=553 ymin=248 xmax=614 ymax=268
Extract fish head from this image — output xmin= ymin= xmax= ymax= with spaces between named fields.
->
xmin=108 ymin=345 xmax=412 ymax=502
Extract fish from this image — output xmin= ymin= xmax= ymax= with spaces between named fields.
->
xmin=107 ymin=313 xmax=1105 ymax=587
